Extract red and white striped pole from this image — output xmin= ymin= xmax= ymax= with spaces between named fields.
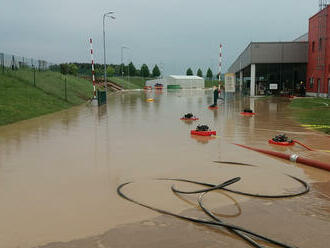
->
xmin=219 ymin=44 xmax=222 ymax=83
xmin=89 ymin=38 xmax=96 ymax=98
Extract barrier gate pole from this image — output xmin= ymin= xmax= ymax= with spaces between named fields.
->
xmin=89 ymin=38 xmax=97 ymax=98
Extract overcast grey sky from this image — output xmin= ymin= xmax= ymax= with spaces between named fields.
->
xmin=0 ymin=0 xmax=318 ymax=75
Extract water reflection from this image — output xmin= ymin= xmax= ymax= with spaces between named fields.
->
xmin=190 ymin=135 xmax=217 ymax=144
xmin=181 ymin=120 xmax=195 ymax=126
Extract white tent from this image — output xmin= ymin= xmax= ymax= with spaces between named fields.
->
xmin=145 ymin=75 xmax=205 ymax=89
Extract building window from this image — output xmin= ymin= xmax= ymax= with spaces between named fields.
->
xmin=309 ymin=78 xmax=314 ymax=89
xmin=312 ymin=41 xmax=315 ymax=52
xmin=319 ymin=38 xmax=323 ymax=51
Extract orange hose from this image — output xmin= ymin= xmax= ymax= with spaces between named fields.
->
xmin=292 ymin=140 xmax=314 ymax=151
xmin=234 ymin=143 xmax=330 ymax=172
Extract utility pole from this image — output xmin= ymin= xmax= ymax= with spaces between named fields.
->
xmin=103 ymin=11 xmax=115 ymax=91
xmin=219 ymin=44 xmax=223 ymax=83
xmin=121 ymin=46 xmax=128 ymax=77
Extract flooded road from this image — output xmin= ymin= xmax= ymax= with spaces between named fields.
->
xmin=0 ymin=90 xmax=329 ymax=248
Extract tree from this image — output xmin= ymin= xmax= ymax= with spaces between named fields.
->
xmin=140 ymin=64 xmax=150 ymax=77
xmin=106 ymin=66 xmax=115 ymax=77
xmin=60 ymin=63 xmax=78 ymax=75
xmin=95 ymin=66 xmax=103 ymax=78
xmin=186 ymin=68 xmax=193 ymax=75
xmin=206 ymin=68 xmax=213 ymax=79
xmin=113 ymin=64 xmax=121 ymax=76
xmin=152 ymin=64 xmax=161 ymax=77
xmin=49 ymin=64 xmax=60 ymax=72
xmin=60 ymin=64 xmax=70 ymax=75
xmin=68 ymin=64 xmax=78 ymax=76
xmin=197 ymin=68 xmax=203 ymax=77
xmin=128 ymin=62 xmax=136 ymax=76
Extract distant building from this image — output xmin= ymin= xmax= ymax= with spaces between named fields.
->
xmin=228 ymin=42 xmax=308 ymax=96
xmin=306 ymin=5 xmax=330 ymax=97
xmin=146 ymin=75 xmax=205 ymax=89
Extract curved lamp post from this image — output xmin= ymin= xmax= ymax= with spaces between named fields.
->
xmin=103 ymin=11 xmax=115 ymax=91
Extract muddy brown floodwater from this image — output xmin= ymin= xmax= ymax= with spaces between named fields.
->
xmin=0 ymin=90 xmax=329 ymax=248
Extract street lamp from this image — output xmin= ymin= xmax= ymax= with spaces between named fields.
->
xmin=103 ymin=11 xmax=115 ymax=91
xmin=121 ymin=46 xmax=129 ymax=78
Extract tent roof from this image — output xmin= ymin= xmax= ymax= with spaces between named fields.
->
xmin=169 ymin=75 xmax=203 ymax=80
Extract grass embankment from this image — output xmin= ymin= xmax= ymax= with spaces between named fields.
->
xmin=109 ymin=77 xmax=151 ymax=89
xmin=205 ymin=79 xmax=219 ymax=88
xmin=289 ymin=98 xmax=330 ymax=134
xmin=0 ymin=69 xmax=93 ymax=126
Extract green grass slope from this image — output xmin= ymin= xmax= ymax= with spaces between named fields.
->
xmin=0 ymin=69 xmax=93 ymax=126
xmin=289 ymin=98 xmax=330 ymax=134
xmin=109 ymin=76 xmax=150 ymax=89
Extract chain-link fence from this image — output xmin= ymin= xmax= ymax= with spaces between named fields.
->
xmin=0 ymin=52 xmax=91 ymax=104
xmin=0 ymin=52 xmax=54 ymax=72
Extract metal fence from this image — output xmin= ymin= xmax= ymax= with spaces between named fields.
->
xmin=0 ymin=52 xmax=54 ymax=72
xmin=0 ymin=52 xmax=91 ymax=103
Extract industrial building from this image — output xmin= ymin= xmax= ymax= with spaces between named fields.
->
xmin=228 ymin=1 xmax=330 ymax=97
xmin=228 ymin=41 xmax=308 ymax=96
xmin=306 ymin=4 xmax=330 ymax=97
xmin=145 ymin=75 xmax=205 ymax=89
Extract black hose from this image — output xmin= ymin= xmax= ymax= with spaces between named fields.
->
xmin=213 ymin=161 xmax=256 ymax=166
xmin=161 ymin=176 xmax=309 ymax=198
xmin=197 ymin=193 xmax=297 ymax=248
xmin=118 ymin=162 xmax=309 ymax=248
xmin=170 ymin=178 xmax=263 ymax=247
xmin=171 ymin=177 xmax=240 ymax=194
xmin=197 ymin=192 xmax=263 ymax=248
xmin=172 ymin=190 xmax=242 ymax=218
xmin=117 ymin=181 xmax=299 ymax=248
xmin=222 ymin=175 xmax=309 ymax=198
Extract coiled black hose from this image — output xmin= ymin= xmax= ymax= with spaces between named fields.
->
xmin=171 ymin=177 xmax=240 ymax=194
xmin=197 ymin=192 xmax=263 ymax=248
xmin=117 ymin=172 xmax=309 ymax=247
xmin=164 ymin=176 xmax=309 ymax=198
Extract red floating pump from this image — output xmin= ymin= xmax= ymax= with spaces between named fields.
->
xmin=240 ymin=112 xmax=256 ymax=116
xmin=191 ymin=125 xmax=216 ymax=136
xmin=241 ymin=109 xmax=255 ymax=116
xmin=268 ymin=139 xmax=294 ymax=146
xmin=269 ymin=134 xmax=294 ymax=146
xmin=181 ymin=117 xmax=199 ymax=121
xmin=181 ymin=113 xmax=199 ymax=121
xmin=268 ymin=135 xmax=315 ymax=150
xmin=191 ymin=130 xmax=216 ymax=136
xmin=154 ymin=83 xmax=163 ymax=90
